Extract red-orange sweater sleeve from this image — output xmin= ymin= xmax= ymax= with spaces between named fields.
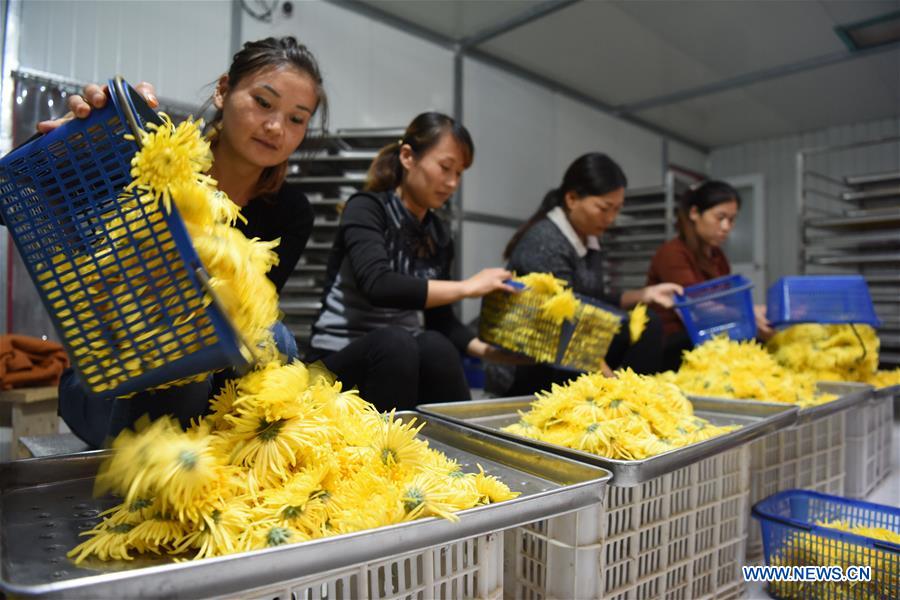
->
xmin=647 ymin=239 xmax=705 ymax=289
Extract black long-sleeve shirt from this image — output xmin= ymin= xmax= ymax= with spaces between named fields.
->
xmin=236 ymin=183 xmax=313 ymax=293
xmin=310 ymin=191 xmax=474 ymax=353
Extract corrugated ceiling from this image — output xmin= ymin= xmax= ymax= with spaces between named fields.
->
xmin=355 ymin=0 xmax=900 ymax=149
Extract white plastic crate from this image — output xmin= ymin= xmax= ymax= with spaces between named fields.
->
xmin=844 ymin=394 xmax=894 ymax=498
xmin=875 ymin=392 xmax=895 ymax=484
xmin=216 ymin=532 xmax=503 ymax=600
xmin=747 ymin=411 xmax=846 ymax=560
xmin=504 ymin=446 xmax=750 ymax=600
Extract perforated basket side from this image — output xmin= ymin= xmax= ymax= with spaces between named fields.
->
xmin=216 ymin=532 xmax=503 ymax=600
xmin=557 ymin=302 xmax=622 ymax=372
xmin=479 ymin=290 xmax=562 ymax=364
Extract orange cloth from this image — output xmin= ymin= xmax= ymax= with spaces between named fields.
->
xmin=0 ymin=334 xmax=70 ymax=390
xmin=646 ymin=237 xmax=731 ymax=336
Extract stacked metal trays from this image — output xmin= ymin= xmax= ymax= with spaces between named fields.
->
xmin=0 ymin=412 xmax=610 ymax=599
xmin=418 ymin=395 xmax=798 ymax=486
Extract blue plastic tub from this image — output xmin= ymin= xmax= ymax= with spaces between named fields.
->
xmin=767 ymin=275 xmax=881 ymax=327
xmin=0 ymin=77 xmax=247 ymax=398
xmin=752 ymin=489 xmax=900 ymax=599
xmin=674 ymin=274 xmax=756 ymax=345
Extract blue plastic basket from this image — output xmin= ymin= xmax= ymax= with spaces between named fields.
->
xmin=767 ymin=275 xmax=881 ymax=327
xmin=752 ymin=490 xmax=900 ymax=599
xmin=673 ymin=274 xmax=756 ymax=345
xmin=0 ymin=77 xmax=248 ymax=398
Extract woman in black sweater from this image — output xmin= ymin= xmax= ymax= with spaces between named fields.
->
xmin=497 ymin=153 xmax=681 ymax=396
xmin=45 ymin=37 xmax=325 ymax=446
xmin=309 ymin=112 xmax=515 ymax=411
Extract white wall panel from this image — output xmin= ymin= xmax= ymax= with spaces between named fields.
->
xmin=709 ymin=117 xmax=900 ymax=284
xmin=18 ymin=0 xmax=231 ymax=106
xmin=669 ymin=140 xmax=708 ymax=174
xmin=460 ymin=221 xmax=518 ymax=323
xmin=241 ymin=0 xmax=453 ymax=130
xmin=554 ymin=94 xmax=665 ymax=189
xmin=463 ymin=57 xmax=673 ymax=221
xmin=462 ymin=56 xmax=557 ymax=219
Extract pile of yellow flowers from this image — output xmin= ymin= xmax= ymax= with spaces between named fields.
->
xmin=479 ymin=272 xmax=625 ymax=370
xmin=768 ymin=520 xmax=899 ymax=599
xmin=69 ymin=361 xmax=518 ymax=564
xmin=668 ymin=337 xmax=834 ymax=408
xmin=767 ymin=324 xmax=900 ymax=390
xmin=503 ymin=369 xmax=738 ymax=460
xmin=42 ymin=114 xmax=280 ymax=394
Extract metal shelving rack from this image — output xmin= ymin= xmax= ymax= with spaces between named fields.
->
xmin=798 ymin=136 xmax=900 ymax=367
xmin=603 ymin=169 xmax=698 ymax=292
xmin=282 ymin=128 xmax=403 ymax=343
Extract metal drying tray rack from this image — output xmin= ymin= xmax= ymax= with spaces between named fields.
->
xmin=0 ymin=412 xmax=610 ymax=599
xmin=418 ymin=396 xmax=798 ymax=487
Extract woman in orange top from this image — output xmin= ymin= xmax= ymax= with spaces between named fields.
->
xmin=647 ymin=180 xmax=772 ymax=370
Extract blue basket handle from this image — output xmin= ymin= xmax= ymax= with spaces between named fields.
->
xmin=505 ymin=279 xmax=526 ymax=291
xmin=674 ymin=282 xmax=753 ymax=306
xmin=874 ymin=540 xmax=900 ymax=553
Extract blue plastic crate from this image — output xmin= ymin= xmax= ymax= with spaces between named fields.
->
xmin=767 ymin=275 xmax=881 ymax=327
xmin=0 ymin=77 xmax=247 ymax=398
xmin=673 ymin=274 xmax=756 ymax=345
xmin=752 ymin=489 xmax=900 ymax=599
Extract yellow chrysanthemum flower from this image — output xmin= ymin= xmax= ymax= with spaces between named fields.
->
xmin=473 ymin=465 xmax=519 ymax=504
xmin=402 ymin=472 xmax=460 ymax=522
xmin=72 ymin=360 xmax=521 ymax=564
xmin=541 ymin=289 xmax=578 ymax=322
xmin=518 ymin=272 xmax=565 ymax=295
xmin=371 ymin=412 xmax=430 ymax=475
xmin=629 ymin=303 xmax=649 ymax=343
xmin=767 ymin=324 xmax=880 ymax=383
xmin=126 ymin=114 xmax=215 ymax=213
xmin=504 ymin=369 xmax=737 ymax=460
xmin=673 ymin=336 xmax=832 ymax=407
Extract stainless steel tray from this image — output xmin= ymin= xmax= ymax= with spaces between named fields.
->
xmin=680 ymin=382 xmax=872 ymax=425
xmin=874 ymin=383 xmax=900 ymax=400
xmin=418 ymin=396 xmax=798 ymax=487
xmin=0 ymin=412 xmax=610 ymax=599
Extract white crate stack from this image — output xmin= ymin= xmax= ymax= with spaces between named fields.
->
xmin=845 ymin=393 xmax=895 ymax=498
xmin=504 ymin=445 xmax=750 ymax=600
xmin=228 ymin=533 xmax=503 ymax=600
xmin=747 ymin=411 xmax=846 ymax=560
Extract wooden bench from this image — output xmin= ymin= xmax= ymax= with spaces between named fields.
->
xmin=0 ymin=386 xmax=59 ymax=459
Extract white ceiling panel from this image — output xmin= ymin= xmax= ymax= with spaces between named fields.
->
xmin=357 ymin=0 xmax=540 ymax=41
xmin=636 ymin=49 xmax=900 ymax=147
xmin=610 ymin=0 xmax=846 ymax=80
xmin=738 ymin=50 xmax=900 ymax=131
xmin=347 ymin=0 xmax=900 ymax=148
xmin=478 ymin=1 xmax=720 ymax=105
xmin=819 ymin=0 xmax=900 ymax=27
xmin=637 ymin=89 xmax=794 ymax=148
